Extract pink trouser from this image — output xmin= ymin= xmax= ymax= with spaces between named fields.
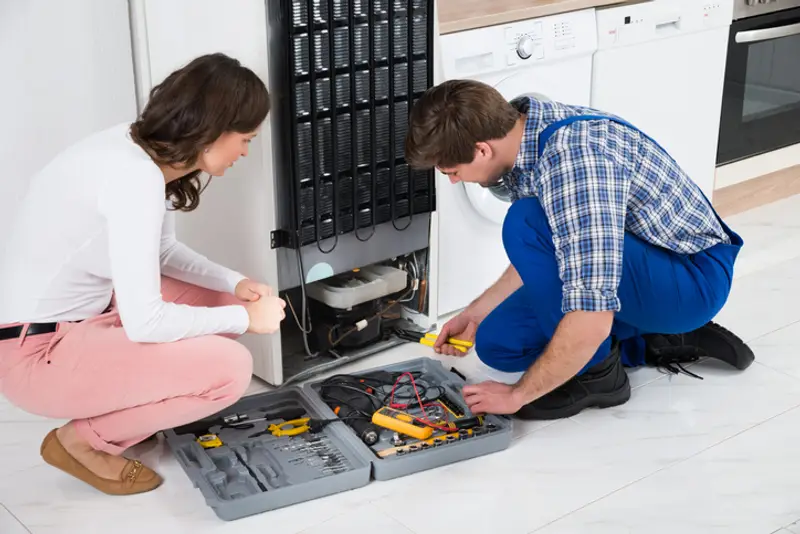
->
xmin=0 ymin=277 xmax=253 ymax=455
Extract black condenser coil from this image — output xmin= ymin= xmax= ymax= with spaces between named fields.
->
xmin=268 ymin=0 xmax=435 ymax=251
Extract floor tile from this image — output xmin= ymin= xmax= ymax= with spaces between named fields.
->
xmin=0 ymin=420 xmax=63 ymax=478
xmin=723 ymin=195 xmax=800 ymax=280
xmin=623 ymin=365 xmax=668 ymax=390
xmin=0 ymin=505 xmax=30 ymax=534
xmin=534 ymin=404 xmax=800 ymax=534
xmin=0 ymin=442 xmax=381 ymax=534
xmin=0 ymin=396 xmax=55 ymax=424
xmin=372 ymin=362 xmax=800 ymax=534
xmin=713 ymin=256 xmax=800 ymax=343
xmin=297 ymin=503 xmax=414 ymax=534
xmin=747 ymin=320 xmax=800 ymax=380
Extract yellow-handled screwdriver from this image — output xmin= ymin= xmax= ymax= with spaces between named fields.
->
xmin=417 ymin=336 xmax=467 ymax=353
xmin=423 ymin=332 xmax=473 ymax=349
xmin=393 ymin=329 xmax=471 ymax=353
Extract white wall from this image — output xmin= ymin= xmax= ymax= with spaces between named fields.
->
xmin=131 ymin=0 xmax=282 ymax=383
xmin=0 ymin=0 xmax=137 ymax=232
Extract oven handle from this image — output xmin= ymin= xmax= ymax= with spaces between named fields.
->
xmin=736 ymin=21 xmax=800 ymax=44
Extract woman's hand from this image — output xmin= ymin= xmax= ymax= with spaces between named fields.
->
xmin=245 ymin=296 xmax=286 ymax=334
xmin=235 ymin=278 xmax=272 ymax=302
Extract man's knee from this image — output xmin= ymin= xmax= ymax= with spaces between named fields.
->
xmin=502 ymin=198 xmax=552 ymax=263
xmin=474 ymin=319 xmax=495 ymax=366
xmin=503 ymin=197 xmax=548 ymax=232
xmin=474 ymin=314 xmax=523 ymax=373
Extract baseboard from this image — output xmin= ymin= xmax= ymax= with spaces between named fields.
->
xmin=715 ymin=143 xmax=800 ymax=190
xmin=713 ymin=164 xmax=800 ymax=218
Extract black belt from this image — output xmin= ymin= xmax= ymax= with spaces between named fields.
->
xmin=0 ymin=322 xmax=58 ymax=341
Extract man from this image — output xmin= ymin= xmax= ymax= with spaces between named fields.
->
xmin=405 ymin=79 xmax=754 ymax=420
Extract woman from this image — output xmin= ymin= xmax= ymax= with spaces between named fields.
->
xmin=0 ymin=53 xmax=286 ymax=496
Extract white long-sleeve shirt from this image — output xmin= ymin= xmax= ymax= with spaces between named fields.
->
xmin=0 ymin=123 xmax=250 ymax=342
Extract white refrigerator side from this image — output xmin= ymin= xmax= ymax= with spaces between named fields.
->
xmin=129 ymin=0 xmax=283 ymax=384
xmin=426 ymin=0 xmax=442 ymax=326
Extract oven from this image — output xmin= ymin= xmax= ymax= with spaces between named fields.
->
xmin=717 ymin=0 xmax=800 ymax=166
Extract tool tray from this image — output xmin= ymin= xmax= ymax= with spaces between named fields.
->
xmin=164 ymin=357 xmax=512 ymax=521
xmin=303 ymin=357 xmax=513 ymax=480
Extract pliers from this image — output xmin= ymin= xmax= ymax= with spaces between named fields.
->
xmin=248 ymin=417 xmax=338 ymax=439
xmin=222 ymin=406 xmax=306 ymax=430
xmin=393 ymin=328 xmax=472 ymax=353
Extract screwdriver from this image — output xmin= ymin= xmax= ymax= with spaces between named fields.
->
xmin=223 ymin=407 xmax=307 ymax=429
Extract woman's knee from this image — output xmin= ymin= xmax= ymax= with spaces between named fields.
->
xmin=200 ymin=336 xmax=253 ymax=397
xmin=223 ymin=340 xmax=254 ymax=396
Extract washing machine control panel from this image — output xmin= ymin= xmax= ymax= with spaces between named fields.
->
xmin=501 ymin=9 xmax=594 ymax=67
xmin=506 ymin=22 xmax=545 ymax=64
xmin=440 ymin=8 xmax=598 ymax=79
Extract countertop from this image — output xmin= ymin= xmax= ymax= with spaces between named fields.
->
xmin=437 ymin=0 xmax=630 ymax=34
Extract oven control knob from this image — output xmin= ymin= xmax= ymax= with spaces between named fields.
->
xmin=516 ymin=35 xmax=534 ymax=59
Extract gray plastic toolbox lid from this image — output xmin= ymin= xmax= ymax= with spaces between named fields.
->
xmin=164 ymin=357 xmax=513 ymax=521
xmin=164 ymin=387 xmax=372 ymax=521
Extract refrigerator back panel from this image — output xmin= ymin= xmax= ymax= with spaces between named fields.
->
xmin=273 ymin=0 xmax=435 ymax=250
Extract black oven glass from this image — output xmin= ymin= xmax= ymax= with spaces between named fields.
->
xmin=718 ymin=7 xmax=800 ymax=165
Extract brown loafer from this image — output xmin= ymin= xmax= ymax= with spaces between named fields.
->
xmin=40 ymin=429 xmax=163 ymax=495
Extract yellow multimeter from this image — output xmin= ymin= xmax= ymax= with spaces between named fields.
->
xmin=371 ymin=406 xmax=434 ymax=440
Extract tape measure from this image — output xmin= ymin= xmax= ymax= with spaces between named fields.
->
xmin=197 ymin=433 xmax=223 ymax=449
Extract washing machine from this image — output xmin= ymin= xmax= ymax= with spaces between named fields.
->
xmin=435 ymin=9 xmax=599 ymax=317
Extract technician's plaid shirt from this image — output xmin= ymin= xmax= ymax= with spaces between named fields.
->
xmin=503 ymin=96 xmax=731 ymax=315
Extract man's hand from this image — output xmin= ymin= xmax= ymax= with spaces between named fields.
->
xmin=462 ymin=381 xmax=525 ymax=415
xmin=235 ymin=279 xmax=272 ymax=302
xmin=434 ymin=311 xmax=479 ymax=357
xmin=432 ymin=265 xmax=522 ymax=357
xmin=513 ymin=310 xmax=614 ymax=405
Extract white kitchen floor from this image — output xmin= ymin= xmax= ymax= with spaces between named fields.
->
xmin=3 ymin=195 xmax=800 ymax=534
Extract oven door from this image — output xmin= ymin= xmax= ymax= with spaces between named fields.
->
xmin=717 ymin=7 xmax=800 ymax=165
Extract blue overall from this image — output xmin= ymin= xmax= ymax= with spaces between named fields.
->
xmin=475 ymin=115 xmax=744 ymax=374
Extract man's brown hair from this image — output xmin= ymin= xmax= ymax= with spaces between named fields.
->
xmin=405 ymin=79 xmax=521 ymax=170
xmin=130 ymin=53 xmax=270 ymax=212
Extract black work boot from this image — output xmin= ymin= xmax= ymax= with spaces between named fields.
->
xmin=515 ymin=343 xmax=631 ymax=420
xmin=643 ymin=321 xmax=754 ymax=379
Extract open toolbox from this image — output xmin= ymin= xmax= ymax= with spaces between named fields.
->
xmin=164 ymin=357 xmax=513 ymax=520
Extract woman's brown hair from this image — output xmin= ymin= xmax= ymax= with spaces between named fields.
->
xmin=130 ymin=53 xmax=270 ymax=211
